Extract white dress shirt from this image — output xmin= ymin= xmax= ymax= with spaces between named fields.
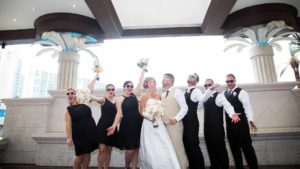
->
xmin=187 ymin=86 xmax=213 ymax=103
xmin=226 ymin=86 xmax=254 ymax=122
xmin=214 ymin=91 xmax=235 ymax=118
xmin=198 ymin=91 xmax=236 ymax=118
xmin=164 ymin=87 xmax=188 ymax=122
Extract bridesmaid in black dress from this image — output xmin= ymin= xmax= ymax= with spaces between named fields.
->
xmin=88 ymin=76 xmax=118 ymax=169
xmin=107 ymin=70 xmax=145 ymax=169
xmin=65 ymin=88 xmax=97 ymax=169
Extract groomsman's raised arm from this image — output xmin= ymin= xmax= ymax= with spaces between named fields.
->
xmin=191 ymin=87 xmax=213 ymax=103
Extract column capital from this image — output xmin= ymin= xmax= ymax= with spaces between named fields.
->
xmin=249 ymin=45 xmax=274 ymax=58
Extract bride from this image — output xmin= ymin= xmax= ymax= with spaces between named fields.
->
xmin=139 ymin=77 xmax=180 ymax=169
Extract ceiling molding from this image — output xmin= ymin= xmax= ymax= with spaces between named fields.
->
xmin=85 ymin=0 xmax=123 ymax=39
xmin=1 ymin=2 xmax=299 ymax=45
xmin=222 ymin=3 xmax=299 ymax=34
xmin=34 ymin=13 xmax=104 ymax=41
xmin=122 ymin=27 xmax=203 ymax=37
xmin=0 ymin=29 xmax=36 ymax=44
xmin=202 ymin=0 xmax=237 ymax=34
xmin=297 ymin=17 xmax=300 ymax=31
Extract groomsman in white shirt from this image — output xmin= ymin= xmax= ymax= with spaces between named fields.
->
xmin=202 ymin=78 xmax=240 ymax=169
xmin=224 ymin=74 xmax=258 ymax=169
xmin=183 ymin=73 xmax=215 ymax=169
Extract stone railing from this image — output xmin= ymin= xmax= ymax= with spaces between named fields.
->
xmin=0 ymin=98 xmax=53 ymax=163
xmin=0 ymin=82 xmax=299 ymax=166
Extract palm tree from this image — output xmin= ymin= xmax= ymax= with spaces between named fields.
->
xmin=280 ymin=33 xmax=300 ymax=88
xmin=224 ymin=20 xmax=296 ymax=83
xmin=33 ymin=31 xmax=102 ymax=89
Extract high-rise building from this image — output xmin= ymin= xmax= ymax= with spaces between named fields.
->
xmin=33 ymin=70 xmax=48 ymax=97
xmin=0 ymin=50 xmax=23 ymax=98
xmin=48 ymin=73 xmax=57 ymax=90
xmin=12 ymin=60 xmax=24 ymax=98
xmin=1 ymin=47 xmax=104 ymax=98
xmin=32 ymin=71 xmax=58 ymax=97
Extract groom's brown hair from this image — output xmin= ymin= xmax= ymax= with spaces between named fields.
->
xmin=164 ymin=73 xmax=174 ymax=84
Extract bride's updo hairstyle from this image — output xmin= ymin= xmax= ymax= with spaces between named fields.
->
xmin=143 ymin=77 xmax=155 ymax=89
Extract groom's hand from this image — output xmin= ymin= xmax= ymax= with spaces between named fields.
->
xmin=169 ymin=118 xmax=177 ymax=125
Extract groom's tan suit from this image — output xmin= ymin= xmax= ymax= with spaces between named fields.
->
xmin=162 ymin=87 xmax=188 ymax=169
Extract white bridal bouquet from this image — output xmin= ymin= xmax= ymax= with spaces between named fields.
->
xmin=77 ymin=89 xmax=92 ymax=106
xmin=137 ymin=58 xmax=148 ymax=72
xmin=143 ymin=99 xmax=164 ymax=128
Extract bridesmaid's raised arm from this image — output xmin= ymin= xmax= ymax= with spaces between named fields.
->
xmin=133 ymin=69 xmax=145 ymax=96
xmin=88 ymin=74 xmax=98 ymax=93
xmin=88 ymin=74 xmax=105 ymax=105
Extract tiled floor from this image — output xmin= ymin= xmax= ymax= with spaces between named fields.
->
xmin=0 ymin=165 xmax=300 ymax=169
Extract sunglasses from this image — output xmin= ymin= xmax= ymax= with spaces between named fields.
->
xmin=226 ymin=80 xmax=235 ymax=84
xmin=126 ymin=85 xmax=134 ymax=88
xmin=66 ymin=92 xmax=75 ymax=95
xmin=204 ymin=84 xmax=212 ymax=88
xmin=106 ymin=88 xmax=115 ymax=91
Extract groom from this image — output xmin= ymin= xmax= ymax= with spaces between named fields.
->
xmin=161 ymin=73 xmax=188 ymax=169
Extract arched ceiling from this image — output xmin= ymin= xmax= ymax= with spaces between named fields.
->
xmin=0 ymin=0 xmax=299 ymax=44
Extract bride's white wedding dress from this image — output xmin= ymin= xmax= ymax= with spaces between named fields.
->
xmin=139 ymin=99 xmax=180 ymax=169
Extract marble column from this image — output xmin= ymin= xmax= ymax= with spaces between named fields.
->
xmin=249 ymin=46 xmax=277 ymax=83
xmin=57 ymin=52 xmax=80 ymax=89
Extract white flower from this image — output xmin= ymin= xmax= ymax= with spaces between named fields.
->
xmin=143 ymin=99 xmax=164 ymax=127
xmin=232 ymin=91 xmax=237 ymax=97
xmin=77 ymin=89 xmax=92 ymax=106
xmin=137 ymin=58 xmax=148 ymax=72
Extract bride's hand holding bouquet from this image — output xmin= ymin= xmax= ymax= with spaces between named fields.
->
xmin=143 ymin=99 xmax=164 ymax=128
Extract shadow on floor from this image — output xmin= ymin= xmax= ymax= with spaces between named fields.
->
xmin=1 ymin=164 xmax=300 ymax=169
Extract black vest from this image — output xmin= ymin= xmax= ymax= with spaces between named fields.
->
xmin=224 ymin=87 xmax=248 ymax=128
xmin=203 ymin=92 xmax=224 ymax=127
xmin=183 ymin=88 xmax=199 ymax=130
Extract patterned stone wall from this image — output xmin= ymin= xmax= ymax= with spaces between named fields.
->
xmin=0 ymin=98 xmax=52 ymax=163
